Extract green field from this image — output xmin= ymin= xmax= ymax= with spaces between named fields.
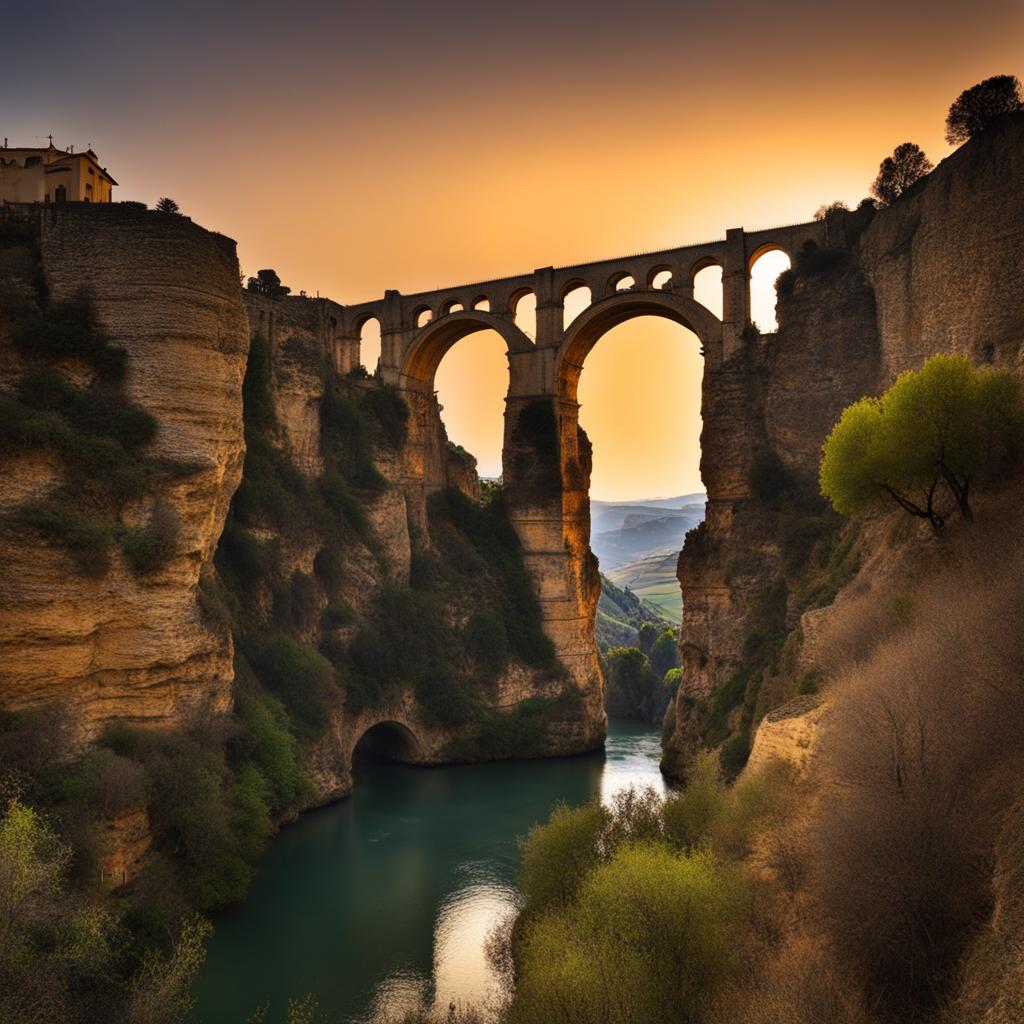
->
xmin=605 ymin=549 xmax=683 ymax=623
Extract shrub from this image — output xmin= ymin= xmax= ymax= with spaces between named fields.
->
xmin=248 ymin=635 xmax=338 ymax=742
xmin=793 ymin=240 xmax=849 ymax=277
xmin=13 ymin=501 xmax=118 ymax=577
xmin=451 ymin=698 xmax=557 ymax=759
xmin=232 ymin=682 xmax=311 ymax=812
xmin=509 ymin=843 xmax=748 ymax=1024
xmin=216 ymin=519 xmax=281 ymax=590
xmin=360 ymin=385 xmax=409 ymax=449
xmin=803 ymin=525 xmax=1024 ymax=1019
xmin=519 ymin=801 xmax=611 ymax=916
xmin=464 ymin=609 xmax=509 ymax=676
xmin=11 ymin=289 xmax=126 ymax=382
xmin=121 ymin=504 xmax=180 ymax=575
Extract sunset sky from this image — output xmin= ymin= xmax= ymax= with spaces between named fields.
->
xmin=5 ymin=0 xmax=1021 ymax=498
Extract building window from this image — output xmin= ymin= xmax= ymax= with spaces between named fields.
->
xmin=54 ymin=185 xmax=66 ymax=203
xmin=25 ymin=156 xmax=41 ymax=167
xmin=88 ymin=165 xmax=95 ymax=175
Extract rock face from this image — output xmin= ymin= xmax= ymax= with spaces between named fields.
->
xmin=0 ymin=204 xmax=249 ymax=740
xmin=663 ymin=113 xmax=1024 ymax=778
xmin=226 ymin=294 xmax=604 ymax=805
xmin=95 ymin=804 xmax=153 ymax=889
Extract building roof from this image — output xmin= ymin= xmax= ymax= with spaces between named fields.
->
xmin=0 ymin=143 xmax=118 ymax=185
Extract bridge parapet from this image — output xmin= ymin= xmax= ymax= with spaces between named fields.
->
xmin=337 ymin=219 xmax=826 ymax=374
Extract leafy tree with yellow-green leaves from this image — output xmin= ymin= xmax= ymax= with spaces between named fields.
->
xmin=820 ymin=355 xmax=1023 ymax=530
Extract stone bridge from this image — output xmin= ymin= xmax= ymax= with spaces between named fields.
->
xmin=330 ymin=220 xmax=830 ymax=720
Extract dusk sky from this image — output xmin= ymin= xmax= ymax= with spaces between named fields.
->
xmin=5 ymin=0 xmax=1021 ymax=497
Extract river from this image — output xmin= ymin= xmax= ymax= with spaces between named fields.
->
xmin=193 ymin=719 xmax=666 ymax=1023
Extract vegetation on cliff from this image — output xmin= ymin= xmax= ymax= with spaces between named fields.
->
xmin=821 ymin=354 xmax=1023 ymax=529
xmin=601 ymin=621 xmax=681 ymax=725
xmin=0 ymin=220 xmax=193 ymax=577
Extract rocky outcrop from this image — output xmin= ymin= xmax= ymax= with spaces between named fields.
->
xmin=663 ymin=113 xmax=1024 ymax=778
xmin=0 ymin=204 xmax=249 ymax=740
xmin=95 ymin=804 xmax=153 ymax=889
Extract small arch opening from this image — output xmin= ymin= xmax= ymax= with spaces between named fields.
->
xmin=472 ymin=296 xmax=491 ymax=312
xmin=435 ymin=328 xmax=508 ymax=481
xmin=650 ymin=269 xmax=673 ymax=290
xmin=562 ymin=283 xmax=592 ymax=331
xmin=692 ymin=263 xmax=723 ymax=319
xmin=358 ymin=316 xmax=381 ymax=374
xmin=748 ymin=248 xmax=791 ymax=332
xmin=443 ymin=300 xmax=464 ymax=316
xmin=610 ymin=272 xmax=635 ymax=292
xmin=352 ymin=721 xmax=422 ymax=769
xmin=415 ymin=307 xmax=433 ymax=328
xmin=510 ymin=290 xmax=536 ymax=338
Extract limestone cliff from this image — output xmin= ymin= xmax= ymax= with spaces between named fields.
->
xmin=662 ymin=112 xmax=1024 ymax=778
xmin=218 ymin=291 xmax=601 ymax=804
xmin=0 ymin=204 xmax=249 ymax=741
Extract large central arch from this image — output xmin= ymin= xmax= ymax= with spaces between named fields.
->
xmin=556 ymin=290 xmax=723 ymax=401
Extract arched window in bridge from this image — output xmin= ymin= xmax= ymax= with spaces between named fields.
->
xmin=416 ymin=307 xmax=433 ymax=328
xmin=472 ymin=296 xmax=491 ymax=312
xmin=650 ymin=269 xmax=673 ymax=290
xmin=692 ymin=263 xmax=723 ymax=319
xmin=562 ymin=284 xmax=592 ymax=331
xmin=611 ymin=273 xmax=635 ymax=292
xmin=576 ymin=314 xmax=704 ymax=624
xmin=511 ymin=290 xmax=536 ymax=339
xmin=359 ymin=317 xmax=381 ymax=374
xmin=443 ymin=301 xmax=464 ymax=315
xmin=434 ymin=328 xmax=508 ymax=485
xmin=748 ymin=248 xmax=791 ymax=333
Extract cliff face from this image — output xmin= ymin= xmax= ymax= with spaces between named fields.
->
xmin=663 ymin=113 xmax=1024 ymax=778
xmin=224 ymin=294 xmax=601 ymax=804
xmin=0 ymin=205 xmax=249 ymax=741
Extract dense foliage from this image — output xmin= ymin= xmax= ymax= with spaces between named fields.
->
xmin=945 ymin=74 xmax=1022 ymax=144
xmin=821 ymin=355 xmax=1023 ymax=529
xmin=870 ymin=142 xmax=933 ymax=206
xmin=602 ymin=624 xmax=681 ymax=725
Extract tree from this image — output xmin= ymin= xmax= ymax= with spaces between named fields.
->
xmin=945 ymin=74 xmax=1022 ymax=145
xmin=246 ymin=268 xmax=291 ymax=298
xmin=820 ymin=355 xmax=1024 ymax=529
xmin=870 ymin=143 xmax=933 ymax=206
xmin=154 ymin=197 xmax=180 ymax=214
xmin=814 ymin=200 xmax=849 ymax=220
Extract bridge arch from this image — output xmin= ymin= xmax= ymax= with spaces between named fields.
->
xmin=400 ymin=309 xmax=534 ymax=386
xmin=555 ymin=290 xmax=723 ymax=401
xmin=350 ymin=719 xmax=425 ymax=765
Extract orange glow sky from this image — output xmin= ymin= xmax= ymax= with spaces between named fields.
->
xmin=6 ymin=1 xmax=1022 ymax=498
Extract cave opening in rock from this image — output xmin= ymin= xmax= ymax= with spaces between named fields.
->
xmin=351 ymin=721 xmax=424 ymax=769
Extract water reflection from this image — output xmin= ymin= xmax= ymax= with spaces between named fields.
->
xmin=194 ymin=720 xmax=665 ymax=1024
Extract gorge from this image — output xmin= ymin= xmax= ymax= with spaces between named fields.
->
xmin=1 ymin=101 xmax=1022 ymax=1024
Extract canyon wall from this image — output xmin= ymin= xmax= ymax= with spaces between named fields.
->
xmin=0 ymin=204 xmax=249 ymax=740
xmin=663 ymin=113 xmax=1024 ymax=778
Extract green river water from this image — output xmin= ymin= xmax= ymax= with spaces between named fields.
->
xmin=193 ymin=719 xmax=666 ymax=1023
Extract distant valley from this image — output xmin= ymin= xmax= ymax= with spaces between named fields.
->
xmin=591 ymin=494 xmax=705 ymax=623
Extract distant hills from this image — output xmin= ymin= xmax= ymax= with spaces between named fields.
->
xmin=590 ymin=494 xmax=706 ymax=623
xmin=596 ymin=573 xmax=670 ymax=650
